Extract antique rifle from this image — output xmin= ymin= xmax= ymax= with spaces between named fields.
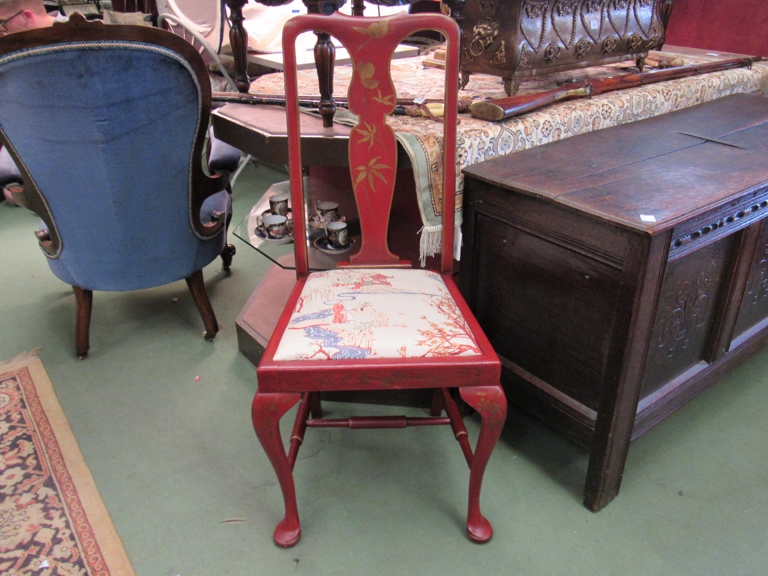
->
xmin=212 ymin=91 xmax=352 ymax=110
xmin=211 ymin=92 xmax=471 ymax=120
xmin=212 ymin=92 xmax=444 ymax=115
xmin=469 ymin=56 xmax=762 ymax=122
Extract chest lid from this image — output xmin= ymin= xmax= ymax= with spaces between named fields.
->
xmin=463 ymin=94 xmax=768 ymax=233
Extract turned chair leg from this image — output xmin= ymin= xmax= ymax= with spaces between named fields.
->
xmin=442 ymin=388 xmax=474 ymax=466
xmin=459 ymin=385 xmax=507 ymax=543
xmin=252 ymin=391 xmax=303 ymax=547
xmin=308 ymin=391 xmax=322 ymax=418
xmin=185 ymin=270 xmax=218 ymax=340
xmin=287 ymin=392 xmax=313 ymax=469
xmin=73 ymin=286 xmax=93 ymax=359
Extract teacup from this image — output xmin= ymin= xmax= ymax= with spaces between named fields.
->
xmin=315 ymin=201 xmax=340 ymax=223
xmin=269 ymin=193 xmax=290 ymax=217
xmin=262 ymin=214 xmax=288 ymax=239
xmin=327 ymin=220 xmax=348 ymax=249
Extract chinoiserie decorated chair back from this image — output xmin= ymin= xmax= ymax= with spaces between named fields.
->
xmin=252 ymin=11 xmax=507 ymax=548
xmin=0 ymin=15 xmax=238 ymax=357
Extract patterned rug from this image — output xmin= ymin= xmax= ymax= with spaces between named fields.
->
xmin=0 ymin=353 xmax=135 ymax=576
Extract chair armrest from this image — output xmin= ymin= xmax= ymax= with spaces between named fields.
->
xmin=208 ymin=127 xmax=242 ymax=174
xmin=4 ymin=183 xmax=30 ymax=209
xmin=194 ymin=164 xmax=233 ymax=237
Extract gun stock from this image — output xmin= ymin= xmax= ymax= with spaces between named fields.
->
xmin=470 ymin=56 xmax=761 ymax=122
xmin=470 ymin=83 xmax=592 ymax=121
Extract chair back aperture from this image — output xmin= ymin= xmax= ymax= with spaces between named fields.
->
xmin=282 ymin=12 xmax=460 ymax=276
xmin=0 ymin=17 xmax=226 ymax=291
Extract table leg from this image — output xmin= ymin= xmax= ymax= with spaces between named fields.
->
xmin=223 ymin=0 xmax=251 ymax=93
xmin=302 ymin=0 xmax=345 ymax=127
xmin=313 ymin=31 xmax=336 ymax=127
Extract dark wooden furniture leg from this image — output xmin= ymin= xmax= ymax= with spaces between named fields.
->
xmin=73 ymin=286 xmax=93 ymax=359
xmin=223 ymin=0 xmax=251 ymax=93
xmin=185 ymin=270 xmax=219 ymax=340
xmin=252 ymin=390 xmax=303 ymax=547
xmin=302 ymin=0 xmax=346 ymax=128
xmin=223 ymin=0 xmax=344 ymax=122
xmin=221 ymin=243 xmax=237 ymax=270
xmin=313 ymin=31 xmax=336 ymax=127
xmin=584 ymin=385 xmax=647 ymax=511
xmin=351 ymin=0 xmax=365 ymax=15
xmin=583 ymin=235 xmax=668 ymax=511
xmin=459 ymin=385 xmax=507 ymax=543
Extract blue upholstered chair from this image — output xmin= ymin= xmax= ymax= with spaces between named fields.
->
xmin=0 ymin=15 xmax=240 ymax=358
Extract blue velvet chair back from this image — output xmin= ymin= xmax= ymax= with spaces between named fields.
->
xmin=0 ymin=17 xmax=228 ymax=291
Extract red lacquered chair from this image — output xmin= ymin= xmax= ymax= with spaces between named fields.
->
xmin=253 ymin=11 xmax=507 ymax=548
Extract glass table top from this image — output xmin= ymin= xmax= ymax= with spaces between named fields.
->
xmin=233 ymin=181 xmax=359 ymax=271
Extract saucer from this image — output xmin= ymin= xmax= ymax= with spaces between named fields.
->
xmin=308 ymin=214 xmax=344 ymax=232
xmin=313 ymin=236 xmax=355 ymax=255
xmin=254 ymin=225 xmax=293 ymax=245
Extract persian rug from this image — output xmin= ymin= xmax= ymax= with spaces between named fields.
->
xmin=250 ymin=49 xmax=768 ymax=263
xmin=0 ymin=353 xmax=135 ymax=576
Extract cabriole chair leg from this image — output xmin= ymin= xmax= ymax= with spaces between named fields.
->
xmin=459 ymin=386 xmax=507 ymax=543
xmin=252 ymin=391 xmax=303 ymax=547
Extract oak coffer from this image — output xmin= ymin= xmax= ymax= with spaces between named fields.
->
xmin=460 ymin=94 xmax=768 ymax=511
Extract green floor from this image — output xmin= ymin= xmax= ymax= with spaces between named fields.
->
xmin=1 ymin=161 xmax=767 ymax=575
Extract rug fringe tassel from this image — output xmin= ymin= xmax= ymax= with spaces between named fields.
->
xmin=0 ymin=347 xmax=42 ymax=368
xmin=418 ymin=225 xmax=443 ymax=267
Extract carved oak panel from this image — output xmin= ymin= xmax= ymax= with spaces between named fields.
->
xmin=641 ymin=236 xmax=733 ymax=397
xmin=734 ymin=219 xmax=768 ymax=337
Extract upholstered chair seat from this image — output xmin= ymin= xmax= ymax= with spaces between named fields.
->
xmin=274 ymin=268 xmax=483 ymax=361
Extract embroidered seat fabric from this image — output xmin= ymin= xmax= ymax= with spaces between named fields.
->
xmin=274 ymin=268 xmax=482 ymax=361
